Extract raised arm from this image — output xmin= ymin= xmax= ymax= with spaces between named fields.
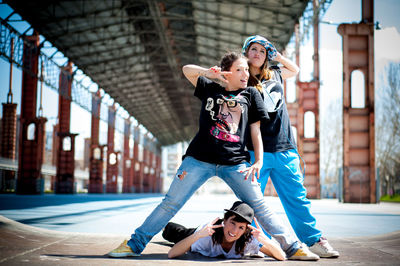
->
xmin=167 ymin=229 xmax=203 ymax=258
xmin=274 ymin=52 xmax=299 ymax=80
xmin=168 ymin=217 xmax=223 ymax=259
xmin=248 ymin=218 xmax=286 ymax=261
xmin=182 ymin=65 xmax=231 ymax=87
xmin=244 ymin=121 xmax=263 ymax=181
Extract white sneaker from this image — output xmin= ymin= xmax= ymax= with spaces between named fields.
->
xmin=309 ymin=237 xmax=340 ymax=258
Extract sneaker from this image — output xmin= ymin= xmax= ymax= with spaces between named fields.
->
xmin=288 ymin=244 xmax=320 ymax=261
xmin=309 ymin=237 xmax=340 ymax=258
xmin=107 ymin=240 xmax=140 ymax=257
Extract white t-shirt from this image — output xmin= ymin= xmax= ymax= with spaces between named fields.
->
xmin=190 ymin=224 xmax=260 ymax=259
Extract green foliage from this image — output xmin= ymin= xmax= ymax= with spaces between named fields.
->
xmin=380 ymin=194 xmax=400 ymax=202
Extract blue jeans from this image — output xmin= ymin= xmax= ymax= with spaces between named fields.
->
xmin=128 ymin=156 xmax=300 ymax=257
xmin=249 ymin=150 xmax=322 ymax=246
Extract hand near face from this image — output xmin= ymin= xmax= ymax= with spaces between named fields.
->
xmin=207 ymin=66 xmax=232 ymax=84
xmin=196 ymin=217 xmax=223 ymax=238
xmin=247 ymin=217 xmax=263 ymax=241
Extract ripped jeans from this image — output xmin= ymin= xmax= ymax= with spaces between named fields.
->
xmin=127 ymin=156 xmax=300 ymax=257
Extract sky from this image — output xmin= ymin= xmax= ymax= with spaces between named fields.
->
xmin=0 ymin=0 xmax=400 ymax=161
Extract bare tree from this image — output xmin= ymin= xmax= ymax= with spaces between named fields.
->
xmin=376 ymin=62 xmax=400 ymax=197
xmin=320 ymin=99 xmax=342 ymax=198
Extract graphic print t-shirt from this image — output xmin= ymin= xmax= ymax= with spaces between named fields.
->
xmin=247 ymin=67 xmax=296 ymax=153
xmin=184 ymin=76 xmax=268 ymax=165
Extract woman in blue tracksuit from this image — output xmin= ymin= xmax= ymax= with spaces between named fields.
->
xmin=242 ymin=35 xmax=339 ymax=258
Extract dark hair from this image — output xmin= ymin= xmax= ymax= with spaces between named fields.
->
xmin=245 ymin=43 xmax=274 ymax=92
xmin=220 ymin=51 xmax=248 ymax=72
xmin=211 ymin=211 xmax=252 ymax=256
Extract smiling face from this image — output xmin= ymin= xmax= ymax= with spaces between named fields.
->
xmin=246 ymin=42 xmax=267 ymax=69
xmin=225 ymin=58 xmax=249 ymax=90
xmin=222 ymin=216 xmax=248 ymax=243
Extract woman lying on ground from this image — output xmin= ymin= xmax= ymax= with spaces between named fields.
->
xmin=163 ymin=201 xmax=286 ymax=261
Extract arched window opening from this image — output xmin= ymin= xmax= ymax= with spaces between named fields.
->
xmin=27 ymin=123 xmax=35 ymax=140
xmin=351 ymin=70 xmax=366 ymax=108
xmin=93 ymin=147 xmax=101 ymax=160
xmin=126 ymin=159 xmax=131 ymax=168
xmin=304 ymin=111 xmax=316 ymax=138
xmin=63 ymin=136 xmax=71 ymax=151
xmin=109 ymin=153 xmax=117 ymax=165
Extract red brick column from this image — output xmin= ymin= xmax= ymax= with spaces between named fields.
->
xmin=55 ymin=62 xmax=78 ymax=194
xmin=142 ymin=135 xmax=150 ymax=193
xmin=155 ymin=143 xmax=162 ymax=193
xmin=88 ymin=90 xmax=103 ymax=193
xmin=148 ymin=139 xmax=155 ymax=193
xmin=298 ymin=81 xmax=320 ymax=199
xmin=132 ymin=126 xmax=143 ymax=192
xmin=122 ymin=119 xmax=132 ymax=193
xmin=1 ymin=103 xmax=17 ymax=192
xmin=338 ymin=0 xmax=376 ymax=203
xmin=1 ymin=36 xmax=18 ymax=192
xmin=17 ymin=32 xmax=48 ymax=194
xmin=106 ymin=105 xmax=118 ymax=193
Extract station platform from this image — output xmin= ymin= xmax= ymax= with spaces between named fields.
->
xmin=0 ymin=193 xmax=399 ymax=265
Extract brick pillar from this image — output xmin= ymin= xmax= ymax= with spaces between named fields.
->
xmin=148 ymin=139 xmax=155 ymax=193
xmin=17 ymin=31 xmax=48 ymax=194
xmin=155 ymin=142 xmax=162 ymax=193
xmin=89 ymin=90 xmax=103 ymax=193
xmin=298 ymin=80 xmax=320 ymax=199
xmin=55 ymin=62 xmax=78 ymax=194
xmin=106 ymin=105 xmax=118 ymax=193
xmin=281 ymin=23 xmax=302 ymax=198
xmin=1 ymin=103 xmax=18 ymax=192
xmin=122 ymin=119 xmax=132 ymax=193
xmin=142 ymin=135 xmax=150 ymax=192
xmin=1 ymin=37 xmax=17 ymax=192
xmin=0 ymin=103 xmax=17 ymax=192
xmin=132 ymin=126 xmax=143 ymax=192
xmin=338 ymin=0 xmax=376 ymax=203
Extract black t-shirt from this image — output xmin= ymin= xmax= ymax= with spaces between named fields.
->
xmin=184 ymin=76 xmax=269 ymax=165
xmin=247 ymin=67 xmax=297 ymax=152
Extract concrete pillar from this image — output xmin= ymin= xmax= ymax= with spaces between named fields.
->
xmin=17 ymin=31 xmax=47 ymax=194
xmin=55 ymin=62 xmax=78 ymax=194
xmin=106 ymin=104 xmax=118 ymax=193
xmin=88 ymin=90 xmax=103 ymax=193
xmin=338 ymin=0 xmax=376 ymax=203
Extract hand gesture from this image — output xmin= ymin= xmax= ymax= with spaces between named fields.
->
xmin=242 ymin=160 xmax=261 ymax=182
xmin=265 ymin=42 xmax=277 ymax=61
xmin=247 ymin=217 xmax=264 ymax=241
xmin=206 ymin=66 xmax=232 ymax=84
xmin=196 ymin=217 xmax=223 ymax=238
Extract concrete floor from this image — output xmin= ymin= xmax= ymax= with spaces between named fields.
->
xmin=0 ymin=193 xmax=400 ymax=265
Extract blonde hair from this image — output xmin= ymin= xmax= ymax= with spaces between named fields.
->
xmin=246 ymin=44 xmax=274 ymax=92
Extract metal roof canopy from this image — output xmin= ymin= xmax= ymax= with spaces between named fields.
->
xmin=6 ymin=0 xmax=308 ymax=145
